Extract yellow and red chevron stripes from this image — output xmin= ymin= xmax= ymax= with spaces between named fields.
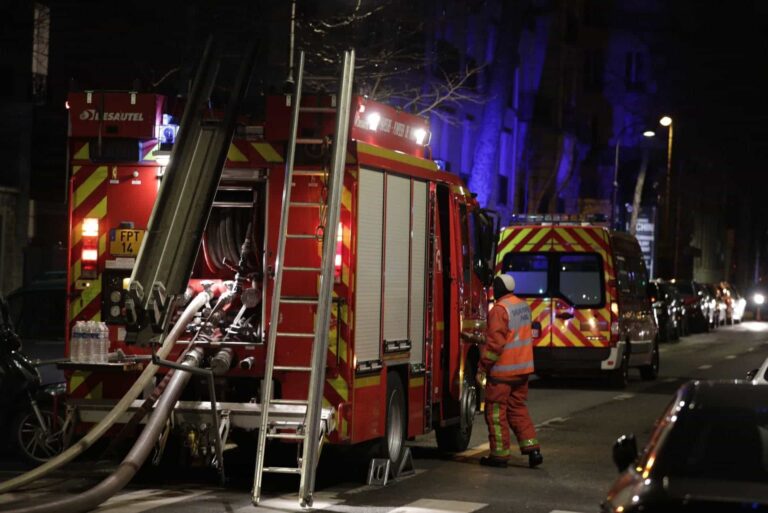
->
xmin=498 ymin=225 xmax=616 ymax=349
xmin=68 ymin=166 xmax=108 ymax=325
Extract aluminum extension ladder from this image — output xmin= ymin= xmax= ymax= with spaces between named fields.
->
xmin=251 ymin=49 xmax=355 ymax=508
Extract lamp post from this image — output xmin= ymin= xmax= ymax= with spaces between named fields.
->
xmin=612 ymin=127 xmax=655 ymax=230
xmin=658 ymin=115 xmax=675 ymax=275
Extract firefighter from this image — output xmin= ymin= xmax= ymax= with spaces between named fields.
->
xmin=477 ymin=273 xmax=543 ymax=468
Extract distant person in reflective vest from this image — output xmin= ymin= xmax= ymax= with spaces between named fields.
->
xmin=477 ymin=274 xmax=543 ymax=468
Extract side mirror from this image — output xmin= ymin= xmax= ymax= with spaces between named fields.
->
xmin=612 ymin=434 xmax=638 ymax=473
xmin=747 ymin=369 xmax=759 ymax=381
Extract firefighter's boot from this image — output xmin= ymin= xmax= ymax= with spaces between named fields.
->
xmin=480 ymin=456 xmax=508 ymax=468
xmin=528 ymin=449 xmax=543 ymax=468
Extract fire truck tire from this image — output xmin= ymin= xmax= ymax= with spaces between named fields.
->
xmin=379 ymin=371 xmax=407 ymax=468
xmin=435 ymin=361 xmax=477 ymax=453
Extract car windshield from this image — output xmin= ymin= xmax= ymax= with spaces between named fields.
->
xmin=676 ymin=282 xmax=694 ymax=295
xmin=499 ymin=252 xmax=604 ymax=307
xmin=659 ymin=406 xmax=768 ymax=483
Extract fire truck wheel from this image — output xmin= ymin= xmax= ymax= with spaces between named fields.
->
xmin=435 ymin=362 xmax=477 ymax=453
xmin=379 ymin=371 xmax=406 ymax=468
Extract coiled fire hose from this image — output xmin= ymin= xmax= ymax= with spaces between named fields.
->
xmin=0 ymin=291 xmax=210 ymax=495
xmin=5 ymin=347 xmax=205 ymax=513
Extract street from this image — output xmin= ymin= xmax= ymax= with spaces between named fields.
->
xmin=2 ymin=322 xmax=767 ymax=513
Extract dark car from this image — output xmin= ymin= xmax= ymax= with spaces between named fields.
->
xmin=673 ymin=280 xmax=711 ymax=333
xmin=647 ymin=280 xmax=680 ymax=342
xmin=602 ymin=380 xmax=768 ymax=513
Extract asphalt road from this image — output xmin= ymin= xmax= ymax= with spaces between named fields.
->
xmin=2 ymin=322 xmax=767 ymax=513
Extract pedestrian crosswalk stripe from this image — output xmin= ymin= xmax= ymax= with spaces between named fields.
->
xmin=390 ymin=499 xmax=487 ymax=513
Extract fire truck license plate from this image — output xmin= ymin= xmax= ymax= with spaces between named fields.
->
xmin=110 ymin=229 xmax=144 ymax=256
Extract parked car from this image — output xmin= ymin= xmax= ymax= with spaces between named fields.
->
xmin=672 ymin=280 xmax=710 ymax=333
xmin=647 ymin=280 xmax=680 ymax=342
xmin=602 ymin=380 xmax=768 ymax=512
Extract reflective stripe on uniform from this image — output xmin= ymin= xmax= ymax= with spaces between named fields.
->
xmin=519 ymin=438 xmax=539 ymax=448
xmin=493 ymin=361 xmax=534 ymax=372
xmin=483 ymin=350 xmax=500 ymax=362
xmin=502 ymin=338 xmax=532 ymax=351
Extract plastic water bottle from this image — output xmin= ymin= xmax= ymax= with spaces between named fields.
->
xmin=85 ymin=321 xmax=96 ymax=363
xmin=70 ymin=321 xmax=83 ymax=362
xmin=99 ymin=322 xmax=109 ymax=363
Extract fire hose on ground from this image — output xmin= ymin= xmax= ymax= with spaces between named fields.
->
xmin=0 ymin=291 xmax=211 ymax=496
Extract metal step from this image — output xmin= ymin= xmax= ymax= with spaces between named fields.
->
xmin=283 ymin=266 xmax=322 ymax=272
xmin=289 ymin=201 xmax=324 ymax=208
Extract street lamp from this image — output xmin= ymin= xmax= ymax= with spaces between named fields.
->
xmin=612 ymin=127 xmax=655 ymax=230
xmin=754 ymin=293 xmax=765 ymax=321
xmin=659 ymin=115 xmax=675 ymax=273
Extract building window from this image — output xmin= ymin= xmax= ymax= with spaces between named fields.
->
xmin=31 ymin=3 xmax=50 ymax=101
xmin=498 ymin=175 xmax=508 ymax=205
xmin=625 ymin=52 xmax=645 ymax=91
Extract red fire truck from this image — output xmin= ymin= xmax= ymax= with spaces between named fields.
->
xmin=63 ymin=86 xmax=497 ymax=486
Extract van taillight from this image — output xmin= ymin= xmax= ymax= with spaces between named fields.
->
xmin=81 ymin=217 xmax=99 ymax=279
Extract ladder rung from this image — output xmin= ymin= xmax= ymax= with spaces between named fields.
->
xmin=289 ymin=201 xmax=323 ymax=208
xmin=274 ymin=365 xmax=313 ymax=372
xmin=286 ymin=233 xmax=319 ymax=239
xmin=270 ymin=419 xmax=303 ymax=427
xmin=263 ymin=466 xmax=302 ymax=475
xmin=299 ymin=107 xmax=336 ymax=113
xmin=283 ymin=266 xmax=322 ymax=272
xmin=296 ymin=138 xmax=324 ymax=145
xmin=266 ymin=432 xmax=306 ymax=440
xmin=270 ymin=398 xmax=309 ymax=406
xmin=293 ymin=170 xmax=327 ymax=176
xmin=280 ymin=297 xmax=319 ymax=304
xmin=276 ymin=331 xmax=316 ymax=338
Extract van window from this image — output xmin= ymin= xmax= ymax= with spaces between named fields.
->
xmin=500 ymin=252 xmax=605 ymax=307
xmin=500 ymin=253 xmax=549 ymax=296
xmin=559 ymin=254 xmax=603 ymax=307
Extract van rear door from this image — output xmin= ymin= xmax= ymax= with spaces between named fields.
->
xmin=496 ymin=226 xmax=554 ymax=353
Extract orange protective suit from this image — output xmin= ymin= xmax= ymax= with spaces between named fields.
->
xmin=480 ymin=293 xmax=539 ymax=460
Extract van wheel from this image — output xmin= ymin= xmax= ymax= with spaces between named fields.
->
xmin=608 ymin=349 xmax=629 ymax=389
xmin=436 ymin=361 xmax=477 ymax=453
xmin=378 ymin=372 xmax=407 ymax=469
xmin=639 ymin=342 xmax=660 ymax=381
